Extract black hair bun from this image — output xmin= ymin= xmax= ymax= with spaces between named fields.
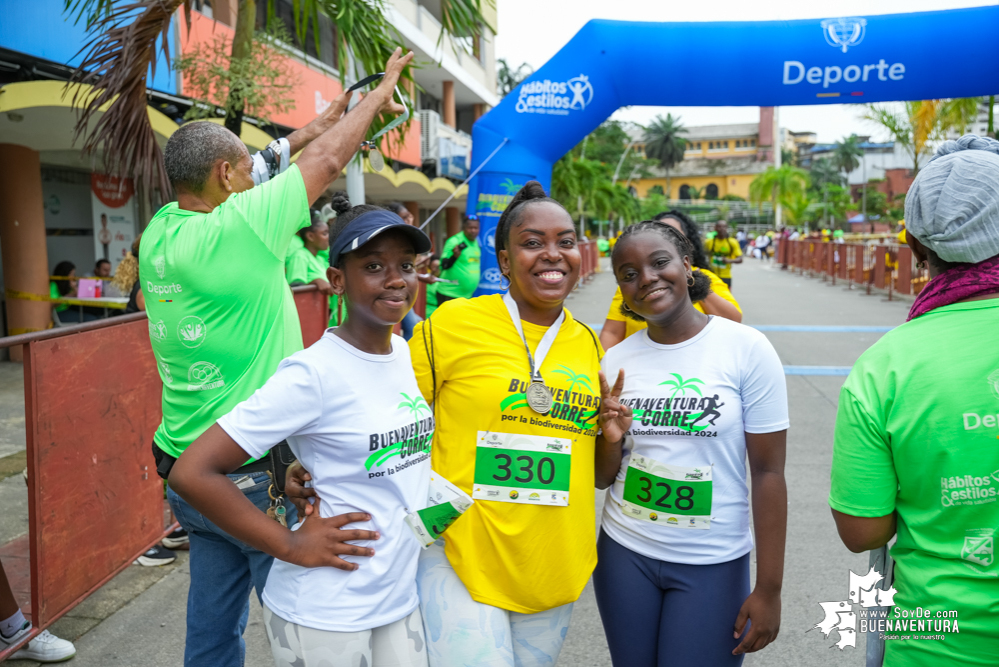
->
xmin=330 ymin=191 xmax=351 ymax=216
xmin=514 ymin=181 xmax=548 ymax=203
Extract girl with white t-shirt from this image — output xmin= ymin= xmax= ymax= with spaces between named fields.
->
xmin=593 ymin=220 xmax=789 ymax=667
xmin=169 ymin=201 xmax=435 ymax=667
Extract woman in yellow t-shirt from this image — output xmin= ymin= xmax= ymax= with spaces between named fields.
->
xmin=600 ymin=210 xmax=742 ymax=350
xmin=408 ymin=182 xmax=613 ymax=666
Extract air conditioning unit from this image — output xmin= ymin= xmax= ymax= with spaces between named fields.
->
xmin=418 ymin=110 xmax=441 ymax=162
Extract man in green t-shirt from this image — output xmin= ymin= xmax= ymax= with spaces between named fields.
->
xmin=830 ymin=139 xmax=999 ymax=667
xmin=703 ymin=221 xmax=742 ymax=288
xmin=435 ymin=216 xmax=481 ymax=304
xmin=141 ymin=49 xmax=413 ymax=666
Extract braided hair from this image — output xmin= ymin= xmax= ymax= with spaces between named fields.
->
xmin=495 ymin=181 xmax=570 ymax=253
xmin=326 ymin=191 xmax=384 ymax=268
xmin=652 ymin=209 xmax=710 ymax=270
xmin=612 ymin=219 xmax=712 ymax=322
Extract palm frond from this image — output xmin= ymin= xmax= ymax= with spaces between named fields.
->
xmin=70 ymin=0 xmax=192 ymax=197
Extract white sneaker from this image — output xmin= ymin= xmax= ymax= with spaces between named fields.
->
xmin=10 ymin=629 xmax=77 ymax=663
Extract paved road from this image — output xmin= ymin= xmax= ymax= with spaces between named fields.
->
xmin=4 ymin=258 xmax=910 ymax=667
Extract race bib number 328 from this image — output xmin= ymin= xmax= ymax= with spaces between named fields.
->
xmin=621 ymin=455 xmax=712 ymax=529
xmin=472 ymin=431 xmax=571 ymax=506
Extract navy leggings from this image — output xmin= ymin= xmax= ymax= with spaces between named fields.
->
xmin=593 ymin=529 xmax=750 ymax=667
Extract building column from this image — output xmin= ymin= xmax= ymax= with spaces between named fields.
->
xmin=442 ymin=81 xmax=456 ymax=129
xmin=473 ymin=104 xmax=485 ymax=122
xmin=404 ymin=201 xmax=420 ymax=226
xmin=0 ymin=145 xmax=50 ymax=359
xmin=446 ymin=207 xmax=460 ymax=238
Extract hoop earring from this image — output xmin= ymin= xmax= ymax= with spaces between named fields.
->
xmin=687 ymin=273 xmax=695 ymax=287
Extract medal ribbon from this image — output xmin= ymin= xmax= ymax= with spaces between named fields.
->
xmin=502 ymin=292 xmax=565 ymax=383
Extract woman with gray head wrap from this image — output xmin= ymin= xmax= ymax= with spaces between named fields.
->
xmin=903 ymin=134 xmax=999 ymax=319
xmin=829 ymin=134 xmax=999 ymax=667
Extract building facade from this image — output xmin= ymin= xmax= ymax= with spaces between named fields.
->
xmin=631 ymin=108 xmax=780 ymax=200
xmin=0 ymin=0 xmax=497 ymax=340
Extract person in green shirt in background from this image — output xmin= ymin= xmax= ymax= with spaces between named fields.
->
xmin=434 ymin=215 xmax=480 ymax=306
xmin=285 ymin=211 xmax=333 ymax=295
xmin=830 ymin=136 xmax=999 ymax=667
xmin=141 ymin=49 xmax=414 ymax=666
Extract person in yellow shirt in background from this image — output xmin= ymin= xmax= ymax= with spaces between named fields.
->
xmin=704 ymin=220 xmax=743 ymax=288
xmin=409 ymin=182 xmax=620 ymax=667
xmin=600 ymin=211 xmax=742 ymax=350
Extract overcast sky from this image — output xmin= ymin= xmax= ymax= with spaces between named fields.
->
xmin=493 ymin=0 xmax=996 ymax=144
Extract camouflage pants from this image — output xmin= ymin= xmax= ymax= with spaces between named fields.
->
xmin=263 ymin=604 xmax=428 ymax=667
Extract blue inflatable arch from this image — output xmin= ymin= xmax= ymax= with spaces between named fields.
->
xmin=466 ymin=5 xmax=999 ymax=295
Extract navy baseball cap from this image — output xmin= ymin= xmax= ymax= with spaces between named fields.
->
xmin=329 ymin=209 xmax=432 ymax=266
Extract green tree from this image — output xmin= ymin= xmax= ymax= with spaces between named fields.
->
xmin=496 ymin=58 xmax=532 ymax=96
xmin=782 ymin=191 xmax=815 ymax=227
xmin=809 ymin=157 xmax=845 ymax=192
xmin=748 ymin=164 xmax=810 ymax=215
xmin=643 ymin=113 xmax=687 ymax=198
xmin=862 ymin=98 xmax=982 ymax=175
xmin=687 ymin=185 xmax=705 ymax=200
xmin=173 ymin=21 xmax=299 ymax=125
xmin=67 ymin=0 xmax=494 ymax=194
xmin=832 ymin=135 xmax=863 ymax=180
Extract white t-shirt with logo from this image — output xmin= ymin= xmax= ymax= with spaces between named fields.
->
xmin=600 ymin=317 xmax=788 ymax=565
xmin=218 ymin=331 xmax=433 ymax=632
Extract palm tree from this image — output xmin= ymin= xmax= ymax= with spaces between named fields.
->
xmin=809 ymin=157 xmax=843 ymax=227
xmin=659 ymin=374 xmax=704 ymax=402
xmin=861 ymin=99 xmax=981 ymax=174
xmin=496 ymin=58 xmax=533 ymax=96
xmin=782 ymin=191 xmax=814 ymax=228
xmin=749 ymin=164 xmax=810 ymax=227
xmin=66 ymin=0 xmax=494 ymax=196
xmin=643 ymin=114 xmax=687 ymax=199
xmin=832 ymin=135 xmax=863 ymax=180
xmin=687 ymin=185 xmax=705 ymax=201
xmin=551 ymin=365 xmax=595 ymax=397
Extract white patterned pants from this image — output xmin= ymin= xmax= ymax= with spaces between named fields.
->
xmin=263 ymin=604 xmax=428 ymax=667
xmin=416 ymin=541 xmax=574 ymax=667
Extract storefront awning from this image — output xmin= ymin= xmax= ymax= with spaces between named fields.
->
xmin=0 ymin=80 xmax=178 ymax=151
xmin=327 ymin=163 xmax=467 ymax=207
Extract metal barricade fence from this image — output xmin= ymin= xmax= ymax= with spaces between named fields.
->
xmin=779 ymin=239 xmax=929 ymax=296
xmin=0 ymin=285 xmax=328 ymax=661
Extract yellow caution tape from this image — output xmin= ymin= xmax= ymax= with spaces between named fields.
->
xmin=5 ymin=288 xmax=127 ymax=310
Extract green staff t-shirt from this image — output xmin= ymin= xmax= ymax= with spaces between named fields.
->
xmin=830 ymin=299 xmax=999 ymax=667
xmin=141 ymin=166 xmax=310 ymax=458
xmin=285 ymin=242 xmax=326 ymax=286
xmin=437 ymin=232 xmax=480 ymax=300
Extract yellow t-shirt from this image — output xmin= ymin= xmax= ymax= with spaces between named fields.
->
xmin=704 ymin=237 xmax=742 ymax=279
xmin=605 ymin=268 xmax=741 ymax=338
xmin=409 ymin=295 xmax=602 ymax=613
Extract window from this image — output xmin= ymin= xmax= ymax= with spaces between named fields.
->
xmin=708 ymin=141 xmax=728 ymax=152
xmin=679 ymin=184 xmax=691 ymax=200
xmin=706 ymin=183 xmax=719 ymax=200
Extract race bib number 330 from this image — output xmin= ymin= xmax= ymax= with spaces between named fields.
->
xmin=473 ymin=431 xmax=571 ymax=506
xmin=621 ymin=455 xmax=712 ymax=529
